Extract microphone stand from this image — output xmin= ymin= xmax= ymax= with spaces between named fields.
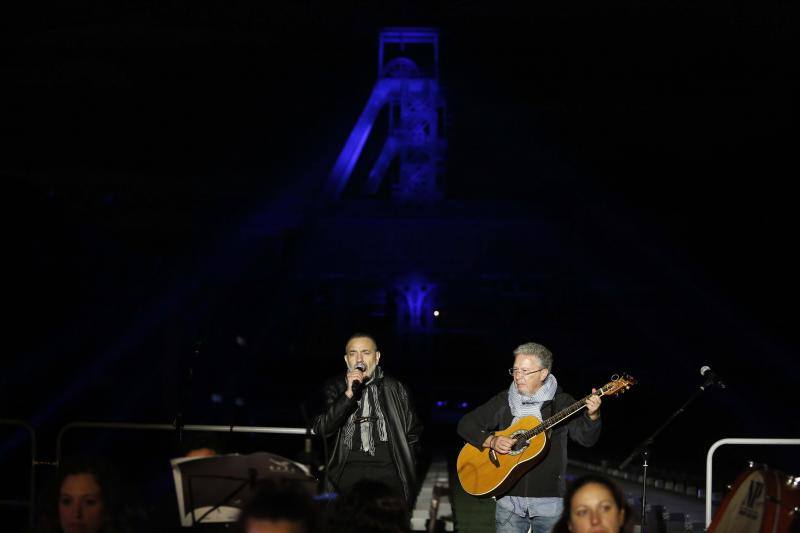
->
xmin=174 ymin=342 xmax=199 ymax=450
xmin=619 ymin=376 xmax=720 ymax=532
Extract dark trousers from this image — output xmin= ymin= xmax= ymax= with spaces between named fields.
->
xmin=337 ymin=460 xmax=407 ymax=507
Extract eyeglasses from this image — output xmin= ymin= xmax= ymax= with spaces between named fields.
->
xmin=508 ymin=367 xmax=545 ymax=377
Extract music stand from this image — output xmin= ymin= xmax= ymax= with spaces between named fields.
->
xmin=171 ymin=452 xmax=316 ymax=527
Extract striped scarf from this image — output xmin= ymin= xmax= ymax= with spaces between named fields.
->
xmin=343 ymin=366 xmax=388 ymax=455
xmin=508 ymin=373 xmax=558 ymax=424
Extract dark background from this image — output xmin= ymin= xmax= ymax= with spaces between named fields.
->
xmin=2 ymin=0 xmax=798 ymax=512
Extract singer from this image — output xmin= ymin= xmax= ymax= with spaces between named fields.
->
xmin=312 ymin=332 xmax=422 ymax=506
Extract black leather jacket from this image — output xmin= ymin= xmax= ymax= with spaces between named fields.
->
xmin=312 ymin=372 xmax=423 ymax=502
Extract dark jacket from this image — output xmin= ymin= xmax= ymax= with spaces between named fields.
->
xmin=312 ymin=372 xmax=423 ymax=502
xmin=457 ymin=386 xmax=601 ymax=498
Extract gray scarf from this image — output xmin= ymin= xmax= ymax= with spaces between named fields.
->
xmin=343 ymin=365 xmax=388 ymax=455
xmin=508 ymin=373 xmax=558 ymax=423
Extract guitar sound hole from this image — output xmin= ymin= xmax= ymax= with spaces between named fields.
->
xmin=509 ymin=432 xmax=529 ymax=455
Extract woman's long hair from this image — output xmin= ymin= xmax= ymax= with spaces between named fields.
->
xmin=552 ymin=475 xmax=635 ymax=533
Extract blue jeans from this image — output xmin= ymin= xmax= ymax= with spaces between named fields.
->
xmin=495 ymin=501 xmax=562 ymax=533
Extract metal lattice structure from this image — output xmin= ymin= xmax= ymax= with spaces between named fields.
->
xmin=327 ymin=28 xmax=445 ymax=204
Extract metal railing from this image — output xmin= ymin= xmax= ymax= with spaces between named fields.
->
xmin=56 ymin=421 xmax=309 ymax=465
xmin=0 ymin=419 xmax=37 ymax=527
xmin=705 ymin=437 xmax=800 ymax=528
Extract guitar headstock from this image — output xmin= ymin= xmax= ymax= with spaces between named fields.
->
xmin=599 ymin=374 xmax=636 ymax=397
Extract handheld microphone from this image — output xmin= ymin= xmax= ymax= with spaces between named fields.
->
xmin=352 ymin=362 xmax=367 ymax=394
xmin=700 ymin=365 xmax=727 ymax=389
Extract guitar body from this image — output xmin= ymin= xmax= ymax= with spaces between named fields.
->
xmin=456 ymin=415 xmax=549 ymax=497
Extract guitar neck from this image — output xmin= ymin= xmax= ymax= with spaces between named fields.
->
xmin=521 ymin=384 xmax=610 ymax=441
xmin=542 ymin=394 xmax=592 ymax=430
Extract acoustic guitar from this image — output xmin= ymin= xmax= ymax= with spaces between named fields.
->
xmin=456 ymin=374 xmax=635 ymax=497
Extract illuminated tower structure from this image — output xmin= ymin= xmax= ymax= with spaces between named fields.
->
xmin=327 ymin=28 xmax=445 ymax=204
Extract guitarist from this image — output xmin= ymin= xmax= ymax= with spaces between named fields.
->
xmin=457 ymin=342 xmax=602 ymax=533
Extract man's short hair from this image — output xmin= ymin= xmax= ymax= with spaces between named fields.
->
xmin=346 ymin=332 xmax=379 ymax=351
xmin=180 ymin=431 xmax=225 ymax=457
xmin=513 ymin=342 xmax=553 ymax=370
xmin=238 ymin=480 xmax=318 ymax=532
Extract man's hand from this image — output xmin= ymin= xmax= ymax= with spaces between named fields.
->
xmin=586 ymin=388 xmax=602 ymax=420
xmin=345 ymin=368 xmax=366 ymax=398
xmin=483 ymin=435 xmax=517 ymax=454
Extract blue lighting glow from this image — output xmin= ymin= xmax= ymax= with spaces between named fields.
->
xmin=327 ymin=28 xmax=444 ymax=204
xmin=396 ymin=275 xmax=437 ymax=330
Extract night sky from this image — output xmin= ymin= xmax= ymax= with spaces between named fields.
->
xmin=3 ymin=0 xmax=798 ymax=486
